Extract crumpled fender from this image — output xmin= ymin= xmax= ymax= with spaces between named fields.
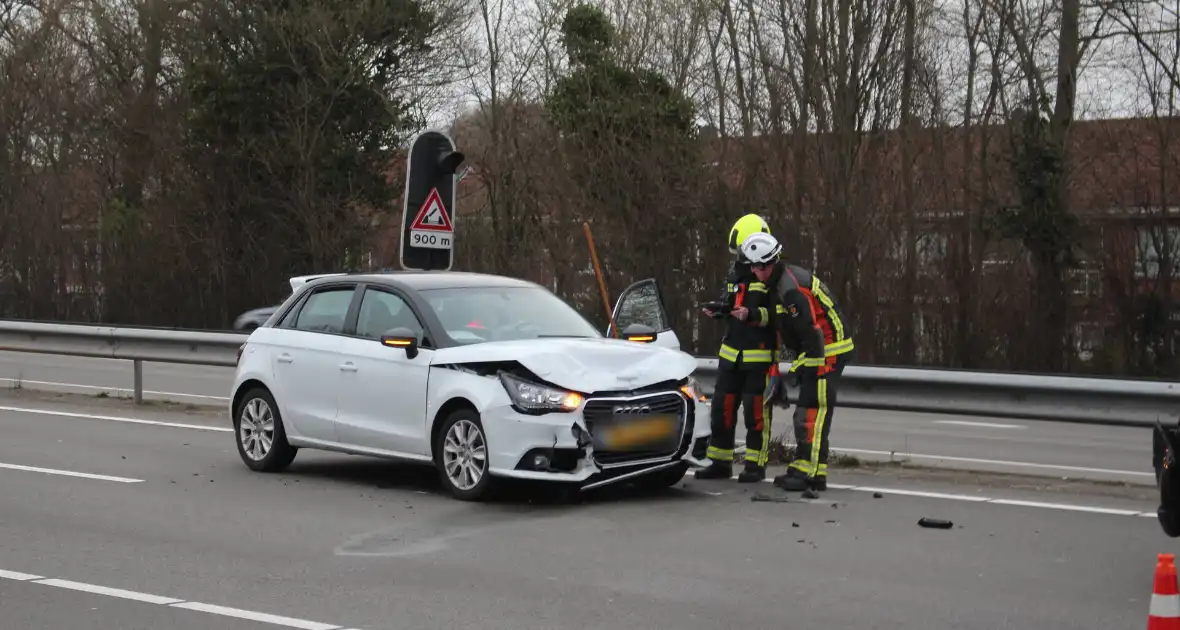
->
xmin=1154 ymin=420 xmax=1180 ymax=538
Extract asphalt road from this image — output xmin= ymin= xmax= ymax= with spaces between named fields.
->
xmin=0 ymin=394 xmax=1171 ymax=629
xmin=0 ymin=350 xmax=1155 ymax=485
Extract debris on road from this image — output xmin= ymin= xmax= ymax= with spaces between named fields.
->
xmin=873 ymin=492 xmax=884 ymax=498
xmin=751 ymin=492 xmax=795 ymax=503
xmin=918 ymin=517 xmax=954 ymax=530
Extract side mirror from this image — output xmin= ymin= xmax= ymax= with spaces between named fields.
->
xmin=622 ymin=323 xmax=657 ymax=343
xmin=380 ymin=327 xmax=420 ymax=359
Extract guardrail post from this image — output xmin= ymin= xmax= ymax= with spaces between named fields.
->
xmin=133 ymin=360 xmax=143 ymax=405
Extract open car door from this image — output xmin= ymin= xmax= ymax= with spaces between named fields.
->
xmin=607 ymin=278 xmax=682 ymax=350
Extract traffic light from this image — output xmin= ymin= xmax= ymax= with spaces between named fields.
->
xmin=399 ymin=130 xmax=465 ymax=271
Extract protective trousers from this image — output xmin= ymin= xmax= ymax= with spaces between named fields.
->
xmin=787 ymin=353 xmax=848 ymax=480
xmin=706 ymin=366 xmax=773 ymax=468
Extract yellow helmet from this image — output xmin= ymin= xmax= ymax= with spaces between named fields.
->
xmin=728 ymin=214 xmax=770 ymax=253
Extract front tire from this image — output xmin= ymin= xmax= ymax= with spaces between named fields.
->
xmin=435 ymin=409 xmax=497 ymax=501
xmin=234 ymin=387 xmax=297 ymax=472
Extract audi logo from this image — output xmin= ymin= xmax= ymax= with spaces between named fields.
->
xmin=613 ymin=404 xmax=652 ymax=415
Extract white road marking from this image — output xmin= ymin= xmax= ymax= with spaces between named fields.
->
xmin=0 ymin=461 xmax=143 ymax=483
xmin=0 ymin=569 xmax=42 ymax=580
xmin=933 ymin=420 xmax=1026 ymax=429
xmin=1 ymin=569 xmax=361 ymax=630
xmin=732 ymin=444 xmax=1152 ymax=478
xmin=734 ymin=475 xmax=1160 ymax=518
xmin=986 ymin=499 xmax=1143 ymax=516
xmin=0 ymin=377 xmax=229 ymax=402
xmin=0 ymin=405 xmax=232 ymax=433
xmin=843 ymin=486 xmax=990 ymax=502
xmin=171 ymin=602 xmax=341 ymax=630
xmin=831 ymin=447 xmax=1155 ymax=478
xmin=35 ymin=579 xmax=184 ymax=605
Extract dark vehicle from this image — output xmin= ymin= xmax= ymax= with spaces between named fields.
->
xmin=1154 ymin=420 xmax=1180 ymax=537
xmin=232 ymin=275 xmax=343 ymax=330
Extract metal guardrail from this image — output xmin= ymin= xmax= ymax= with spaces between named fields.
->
xmin=0 ymin=319 xmax=1176 ymax=427
xmin=694 ymin=359 xmax=1180 ymax=428
xmin=0 ymin=320 xmax=244 ymax=403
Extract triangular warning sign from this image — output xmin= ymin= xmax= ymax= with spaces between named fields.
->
xmin=409 ymin=188 xmax=453 ymax=233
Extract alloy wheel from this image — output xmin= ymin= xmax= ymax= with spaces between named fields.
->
xmin=443 ymin=419 xmax=487 ymax=490
xmin=240 ymin=397 xmax=275 ymax=461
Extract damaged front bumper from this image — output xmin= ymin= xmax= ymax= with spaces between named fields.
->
xmin=485 ymin=395 xmax=712 ymax=492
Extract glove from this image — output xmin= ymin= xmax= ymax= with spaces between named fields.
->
xmin=766 ymin=372 xmax=791 ymax=408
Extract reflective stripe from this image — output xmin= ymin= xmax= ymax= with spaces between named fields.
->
xmin=746 ymin=373 xmax=774 ymax=467
xmin=810 ymin=277 xmax=847 ymax=341
xmin=720 ymin=345 xmax=773 ymax=364
xmin=742 ymin=349 xmax=773 ymax=363
xmin=748 ymin=282 xmax=767 ymax=293
xmin=824 ymin=339 xmax=855 ymax=356
xmin=775 ymin=304 xmax=786 ymax=314
xmin=756 ymin=307 xmax=768 ymax=327
xmin=707 ymin=446 xmax=733 ymax=462
xmin=790 ymin=355 xmax=826 ymax=371
xmin=1150 ymin=593 xmax=1180 ymax=618
xmin=809 ymin=377 xmax=829 ymax=476
xmin=789 ymin=459 xmax=815 ymax=474
xmin=760 ymin=374 xmax=773 ymax=466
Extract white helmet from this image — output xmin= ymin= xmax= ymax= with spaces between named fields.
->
xmin=740 ymin=232 xmax=782 ymax=265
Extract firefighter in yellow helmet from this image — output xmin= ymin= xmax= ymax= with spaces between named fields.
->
xmin=696 ymin=213 xmax=779 ymax=482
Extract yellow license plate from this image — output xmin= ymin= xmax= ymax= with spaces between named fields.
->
xmin=602 ymin=415 xmax=677 ymax=449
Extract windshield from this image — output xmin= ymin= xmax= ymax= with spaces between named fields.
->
xmin=418 ymin=286 xmax=603 ymax=345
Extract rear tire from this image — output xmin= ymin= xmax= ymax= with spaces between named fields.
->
xmin=435 ymin=409 xmax=497 ymax=501
xmin=234 ymin=387 xmax=297 ymax=472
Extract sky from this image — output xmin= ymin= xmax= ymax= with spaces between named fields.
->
xmin=417 ymin=0 xmax=1178 ymax=134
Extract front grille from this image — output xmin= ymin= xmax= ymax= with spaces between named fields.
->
xmin=583 ymin=392 xmax=687 ymax=466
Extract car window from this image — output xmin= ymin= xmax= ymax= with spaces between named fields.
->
xmin=418 ymin=286 xmax=602 ymax=346
xmin=292 ymin=287 xmax=355 ymax=334
xmin=611 ymin=279 xmax=670 ymax=335
xmin=355 ymin=288 xmax=425 ymax=341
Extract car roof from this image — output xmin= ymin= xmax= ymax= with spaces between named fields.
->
xmin=303 ymin=270 xmax=544 ymax=292
xmin=289 ymin=274 xmax=345 ymax=292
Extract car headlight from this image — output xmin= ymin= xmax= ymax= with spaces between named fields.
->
xmin=498 ymin=372 xmax=584 ymax=414
xmin=680 ymin=377 xmax=708 ymax=402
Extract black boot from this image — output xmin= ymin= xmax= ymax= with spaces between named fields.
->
xmin=774 ymin=469 xmax=821 ymax=492
xmin=737 ymin=462 xmax=765 ymax=483
xmin=773 ymin=467 xmax=805 ymax=488
xmin=694 ymin=462 xmax=733 ymax=479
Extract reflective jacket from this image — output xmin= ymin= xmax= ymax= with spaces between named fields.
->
xmin=774 ymin=264 xmax=855 ymax=374
xmin=716 ymin=259 xmax=779 ymax=370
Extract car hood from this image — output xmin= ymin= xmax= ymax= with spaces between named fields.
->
xmin=432 ymin=337 xmax=698 ymax=393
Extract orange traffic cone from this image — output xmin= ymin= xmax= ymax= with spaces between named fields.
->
xmin=1149 ymin=553 xmax=1180 ymax=629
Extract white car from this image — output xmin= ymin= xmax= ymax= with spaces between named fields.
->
xmin=229 ymin=271 xmax=712 ymax=501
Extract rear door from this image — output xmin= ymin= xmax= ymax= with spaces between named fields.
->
xmin=607 ymin=278 xmax=682 ymax=350
xmin=269 ymin=282 xmax=360 ymax=444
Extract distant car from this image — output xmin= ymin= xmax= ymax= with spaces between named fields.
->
xmin=228 ymin=271 xmax=712 ymax=501
xmin=232 ymin=274 xmax=345 ymax=330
